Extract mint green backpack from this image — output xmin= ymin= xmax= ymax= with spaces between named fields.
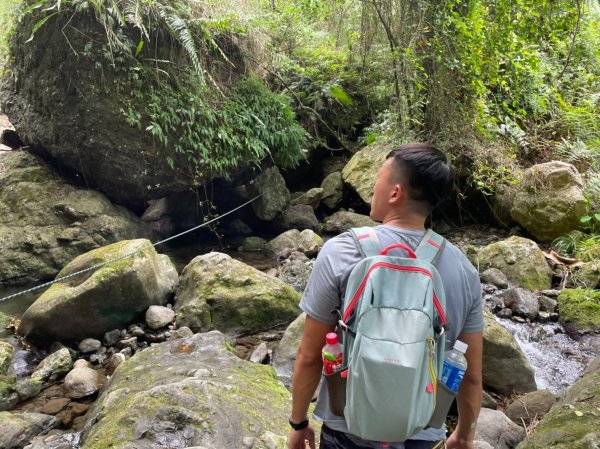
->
xmin=338 ymin=227 xmax=447 ymax=442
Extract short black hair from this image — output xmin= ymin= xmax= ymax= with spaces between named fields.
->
xmin=386 ymin=143 xmax=453 ymax=214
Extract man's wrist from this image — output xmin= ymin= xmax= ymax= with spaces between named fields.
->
xmin=288 ymin=417 xmax=309 ymax=430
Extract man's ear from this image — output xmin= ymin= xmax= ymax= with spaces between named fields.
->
xmin=389 ymin=183 xmax=404 ymax=204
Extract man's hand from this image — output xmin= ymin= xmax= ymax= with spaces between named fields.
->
xmin=445 ymin=430 xmax=474 ymax=449
xmin=287 ymin=423 xmax=316 ymax=449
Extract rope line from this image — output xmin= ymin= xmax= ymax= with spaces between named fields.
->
xmin=0 ymin=194 xmax=261 ymax=303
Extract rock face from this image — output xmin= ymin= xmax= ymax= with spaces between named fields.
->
xmin=516 ymin=356 xmax=600 ymax=449
xmin=0 ymin=412 xmax=59 ymax=449
xmin=248 ymin=166 xmax=290 ymax=221
xmin=510 ymin=161 xmax=588 ymax=242
xmin=342 ymin=143 xmax=391 ymax=205
xmin=18 ymin=239 xmax=178 ymax=344
xmin=474 ymin=408 xmax=526 ymax=449
xmin=0 ymin=9 xmax=206 ymax=208
xmin=273 ymin=313 xmax=306 ymax=385
xmin=174 ymin=252 xmax=301 ymax=334
xmin=0 ymin=151 xmax=154 ymax=287
xmin=476 ymin=237 xmax=552 ymax=291
xmin=482 ymin=310 xmax=537 ymax=394
xmin=81 ymin=331 xmax=292 ymax=449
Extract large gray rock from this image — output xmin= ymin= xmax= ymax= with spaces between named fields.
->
xmin=474 ymin=408 xmax=526 ymax=449
xmin=476 ymin=237 xmax=552 ymax=291
xmin=505 ymin=288 xmax=540 ymax=321
xmin=483 ymin=310 xmax=537 ymax=395
xmin=505 ymin=389 xmax=556 ymax=425
xmin=291 ymin=187 xmax=323 ymax=210
xmin=341 ymin=143 xmax=391 ymax=205
xmin=278 ymin=254 xmax=313 ymax=293
xmin=18 ymin=239 xmax=178 ymax=344
xmin=0 ymin=412 xmax=60 ymax=449
xmin=0 ymin=151 xmax=155 ymax=287
xmin=64 ymin=366 xmax=107 ymax=399
xmin=510 ymin=161 xmax=588 ymax=242
xmin=174 ymin=252 xmax=300 ymax=334
xmin=320 ymin=172 xmax=344 ymax=209
xmin=81 ymin=331 xmax=292 ymax=449
xmin=248 ymin=166 xmax=290 ymax=221
xmin=267 ymin=229 xmax=324 ymax=258
xmin=276 ymin=204 xmax=319 ymax=232
xmin=273 ymin=313 xmax=306 ymax=385
xmin=517 ymin=356 xmax=600 ymax=449
xmin=31 ymin=348 xmax=73 ymax=381
xmin=322 ymin=211 xmax=378 ymax=234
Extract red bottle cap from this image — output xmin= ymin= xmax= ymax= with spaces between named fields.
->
xmin=326 ymin=332 xmax=338 ymax=345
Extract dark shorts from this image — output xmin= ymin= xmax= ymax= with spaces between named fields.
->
xmin=320 ymin=425 xmax=445 ymax=449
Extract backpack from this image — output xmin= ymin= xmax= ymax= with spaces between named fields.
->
xmin=336 ymin=226 xmax=447 ymax=443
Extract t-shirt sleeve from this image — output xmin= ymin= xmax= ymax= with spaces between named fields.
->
xmin=300 ymin=234 xmax=355 ymax=325
xmin=461 ymin=265 xmax=484 ymax=333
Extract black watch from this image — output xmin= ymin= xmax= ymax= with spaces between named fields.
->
xmin=289 ymin=417 xmax=309 ymax=430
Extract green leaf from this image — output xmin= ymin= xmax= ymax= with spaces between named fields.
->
xmin=580 ymin=216 xmax=592 ymax=223
xmin=25 ymin=12 xmax=58 ymax=44
xmin=330 ymin=86 xmax=353 ymax=106
xmin=135 ymin=39 xmax=144 ymax=57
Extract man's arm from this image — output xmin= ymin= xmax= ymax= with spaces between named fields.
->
xmin=288 ymin=315 xmax=336 ymax=449
xmin=446 ymin=331 xmax=483 ymax=449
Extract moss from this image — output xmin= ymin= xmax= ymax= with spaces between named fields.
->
xmin=557 ymin=289 xmax=600 ymax=334
xmin=0 ymin=374 xmax=17 ymax=396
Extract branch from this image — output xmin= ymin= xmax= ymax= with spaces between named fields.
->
xmin=558 ymin=0 xmax=583 ymax=81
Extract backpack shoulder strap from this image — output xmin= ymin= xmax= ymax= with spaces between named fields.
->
xmin=415 ymin=229 xmax=445 ymax=264
xmin=349 ymin=227 xmax=381 ymax=258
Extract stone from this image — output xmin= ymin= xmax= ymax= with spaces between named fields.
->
xmin=341 ymin=142 xmax=391 ymax=205
xmin=0 ymin=342 xmax=15 ymax=375
xmin=474 ymin=408 xmax=526 ymax=449
xmin=174 ymin=252 xmax=301 ymax=334
xmin=0 ymin=374 xmax=18 ymax=411
xmin=557 ymin=288 xmax=600 ymax=336
xmin=476 ymin=236 xmax=552 ymax=291
xmin=248 ymin=166 xmax=290 ymax=221
xmin=290 ymin=187 xmax=323 ymax=210
xmin=516 ymin=355 xmax=600 ymax=449
xmin=504 ymin=288 xmax=539 ymax=321
xmin=39 ymin=398 xmax=70 ymax=415
xmin=145 ymin=305 xmax=175 ymax=330
xmin=64 ymin=366 xmax=107 ymax=399
xmin=249 ymin=342 xmax=269 ymax=364
xmin=480 ymin=268 xmax=509 ymax=289
xmin=0 ymin=412 xmax=60 ymax=449
xmin=482 ymin=390 xmax=498 ymax=409
xmin=78 ymin=338 xmax=102 ymax=354
xmin=119 ymin=337 xmax=139 ymax=352
xmin=267 ymin=229 xmax=323 ymax=258
xmin=322 ymin=211 xmax=378 ymax=234
xmin=225 ymin=219 xmax=253 ymax=236
xmin=18 ymin=239 xmax=178 ymax=344
xmin=74 ymin=359 xmax=93 ymax=369
xmin=240 ymin=236 xmax=268 ymax=252
xmin=32 ymin=348 xmax=73 ymax=382
xmin=320 ymin=172 xmax=344 ymax=209
xmin=276 ymin=204 xmax=319 ymax=232
xmin=0 ymin=151 xmax=155 ymax=287
xmin=569 ymin=261 xmax=600 ymax=289
xmin=538 ymin=296 xmax=557 ymax=313
xmin=16 ymin=378 xmax=43 ymax=401
xmin=105 ymin=353 xmax=126 ymax=376
xmin=505 ymin=389 xmax=556 ymax=425
xmin=510 ymin=161 xmax=588 ymax=242
xmin=496 ymin=308 xmax=513 ymax=319
xmin=103 ymin=329 xmax=121 ymax=347
xmin=0 ymin=312 xmax=12 ymax=338
xmin=278 ymin=254 xmax=313 ymax=293
xmin=80 ymin=332 xmax=294 ymax=448
xmin=169 ymin=327 xmax=194 ymax=340
xmin=482 ymin=310 xmax=537 ymax=394
xmin=273 ymin=313 xmax=306 ymax=385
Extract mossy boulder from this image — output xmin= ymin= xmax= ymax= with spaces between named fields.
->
xmin=0 ymin=374 xmax=18 ymax=412
xmin=291 ymin=187 xmax=323 ymax=210
xmin=320 ymin=172 xmax=344 ymax=209
xmin=510 ymin=161 xmax=588 ymax=242
xmin=0 ymin=151 xmax=154 ymax=287
xmin=476 ymin=236 xmax=552 ymax=290
xmin=267 ymin=229 xmax=324 ymax=258
xmin=569 ymin=261 xmax=600 ymax=290
xmin=516 ymin=356 xmax=600 ymax=449
xmin=322 ymin=211 xmax=378 ymax=234
xmin=0 ymin=342 xmax=15 ymax=376
xmin=482 ymin=309 xmax=537 ymax=394
xmin=273 ymin=313 xmax=306 ymax=385
xmin=342 ymin=142 xmax=391 ymax=205
xmin=0 ymin=412 xmax=60 ymax=449
xmin=0 ymin=312 xmax=12 ymax=338
xmin=18 ymin=239 xmax=178 ymax=344
xmin=557 ymin=289 xmax=600 ymax=336
xmin=174 ymin=252 xmax=301 ymax=334
xmin=248 ymin=166 xmax=290 ymax=221
xmin=81 ymin=331 xmax=292 ymax=449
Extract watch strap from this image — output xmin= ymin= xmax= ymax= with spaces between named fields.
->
xmin=289 ymin=417 xmax=309 ymax=430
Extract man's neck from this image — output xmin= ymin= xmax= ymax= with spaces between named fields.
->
xmin=381 ymin=213 xmax=427 ymax=231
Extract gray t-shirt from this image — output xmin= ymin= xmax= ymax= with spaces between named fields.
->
xmin=300 ymin=225 xmax=484 ymax=447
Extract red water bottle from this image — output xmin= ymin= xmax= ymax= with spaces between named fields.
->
xmin=322 ymin=332 xmax=343 ymax=375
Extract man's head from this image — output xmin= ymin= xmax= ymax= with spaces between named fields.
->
xmin=370 ymin=143 xmax=453 ymax=223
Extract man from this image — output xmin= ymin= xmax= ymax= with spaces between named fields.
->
xmin=287 ymin=143 xmax=484 ymax=449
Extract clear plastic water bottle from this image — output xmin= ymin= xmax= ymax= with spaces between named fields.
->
xmin=428 ymin=339 xmax=468 ymax=428
xmin=322 ymin=332 xmax=343 ymax=375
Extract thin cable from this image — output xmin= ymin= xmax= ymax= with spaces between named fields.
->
xmin=0 ymin=194 xmax=261 ymax=303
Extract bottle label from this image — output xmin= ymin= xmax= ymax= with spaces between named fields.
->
xmin=441 ymin=361 xmax=465 ymax=393
xmin=323 ymin=352 xmax=343 ymax=375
